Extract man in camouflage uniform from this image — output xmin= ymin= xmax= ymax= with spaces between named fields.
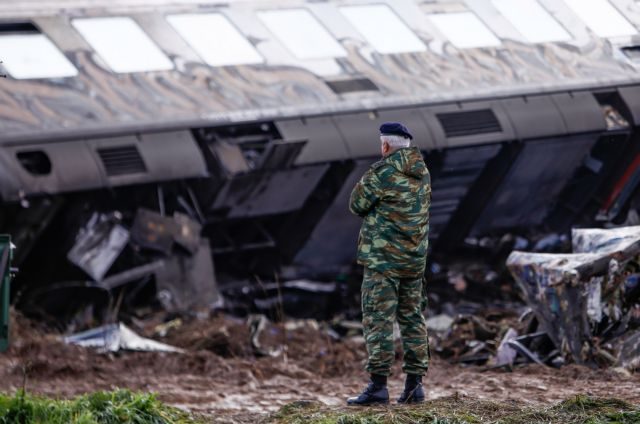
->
xmin=347 ymin=122 xmax=431 ymax=406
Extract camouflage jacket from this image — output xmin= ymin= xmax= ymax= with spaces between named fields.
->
xmin=349 ymin=147 xmax=431 ymax=278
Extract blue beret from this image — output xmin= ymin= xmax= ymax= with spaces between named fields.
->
xmin=379 ymin=122 xmax=413 ymax=140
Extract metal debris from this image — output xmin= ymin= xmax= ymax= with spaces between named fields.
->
xmin=130 ymin=209 xmax=177 ymax=256
xmin=96 ymin=260 xmax=165 ymax=290
xmin=507 ymin=226 xmax=640 ymax=369
xmin=64 ymin=323 xmax=184 ymax=353
xmin=173 ymin=212 xmax=202 ymax=254
xmin=248 ymin=315 xmax=283 ymax=358
xmin=492 ymin=328 xmax=518 ymax=367
xmin=507 ymin=339 xmax=545 ymax=366
xmin=67 ymin=212 xmax=129 ymax=282
xmin=426 ymin=314 xmax=454 ymax=332
xmin=155 ymin=241 xmax=219 ymax=313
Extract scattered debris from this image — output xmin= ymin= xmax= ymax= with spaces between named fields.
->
xmin=96 ymin=260 xmax=165 ymax=290
xmin=130 ymin=209 xmax=176 ymax=255
xmin=491 ymin=328 xmax=518 ymax=367
xmin=430 ymin=307 xmax=527 ymax=365
xmin=249 ymin=314 xmax=283 ymax=358
xmin=130 ymin=208 xmax=202 ymax=256
xmin=533 ymin=233 xmax=568 ymax=253
xmin=222 ymin=279 xmax=341 ymax=320
xmin=155 ymin=240 xmax=219 ymax=313
xmin=64 ymin=323 xmax=183 ymax=353
xmin=153 ymin=318 xmax=182 ymax=338
xmin=507 ymin=338 xmax=545 ymax=366
xmin=3 ymin=308 xmax=640 ymax=421
xmin=67 ymin=212 xmax=129 ymax=282
xmin=426 ymin=314 xmax=454 ymax=332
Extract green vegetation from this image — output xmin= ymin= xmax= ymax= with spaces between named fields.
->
xmin=269 ymin=395 xmax=640 ymax=424
xmin=0 ymin=389 xmax=203 ymax=424
xmin=1 ymin=390 xmax=638 ymax=424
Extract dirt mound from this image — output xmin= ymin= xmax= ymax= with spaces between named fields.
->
xmin=6 ymin=308 xmax=91 ymax=379
xmin=162 ymin=315 xmax=253 ymax=358
xmin=283 ymin=324 xmax=366 ymax=378
xmin=153 ymin=315 xmax=367 ymax=378
xmin=3 ymin=310 xmax=366 ymax=382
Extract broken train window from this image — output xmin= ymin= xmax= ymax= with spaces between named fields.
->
xmin=492 ymin=0 xmax=572 ymax=43
xmin=562 ymin=0 xmax=636 ymax=38
xmin=72 ymin=17 xmax=173 ymax=73
xmin=0 ymin=22 xmax=78 ymax=79
xmin=339 ymin=4 xmax=427 ymax=54
xmin=428 ymin=12 xmax=501 ymax=49
xmin=166 ymin=13 xmax=263 ymax=67
xmin=257 ymin=8 xmax=347 ymax=60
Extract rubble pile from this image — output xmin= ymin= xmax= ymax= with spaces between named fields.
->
xmin=12 ymin=209 xmax=640 ymax=375
xmin=422 ymin=227 xmax=640 ymax=372
xmin=2 ymin=311 xmax=639 ymax=420
xmin=4 ymin=307 xmax=367 ymax=386
xmin=429 ymin=307 xmax=528 ymax=366
xmin=21 ymin=207 xmax=220 ymax=329
xmin=158 ymin=315 xmax=252 ymax=358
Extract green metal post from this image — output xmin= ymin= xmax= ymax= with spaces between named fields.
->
xmin=0 ymin=235 xmax=11 ymax=352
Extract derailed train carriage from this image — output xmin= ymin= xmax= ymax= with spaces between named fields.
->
xmin=1 ymin=0 xmax=640 ymax=318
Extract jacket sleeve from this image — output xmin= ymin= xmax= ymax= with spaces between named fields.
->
xmin=349 ymin=168 xmax=383 ymax=217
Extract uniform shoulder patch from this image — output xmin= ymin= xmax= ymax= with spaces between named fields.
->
xmin=370 ymin=160 xmax=388 ymax=170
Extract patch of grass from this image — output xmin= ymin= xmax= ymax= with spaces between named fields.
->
xmin=0 ymin=389 xmax=203 ymax=424
xmin=268 ymin=395 xmax=640 ymax=424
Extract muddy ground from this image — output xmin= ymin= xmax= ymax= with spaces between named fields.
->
xmin=1 ymin=312 xmax=639 ymax=423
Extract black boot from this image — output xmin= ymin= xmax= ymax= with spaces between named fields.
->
xmin=347 ymin=374 xmax=389 ymax=406
xmin=397 ymin=374 xmax=425 ymax=404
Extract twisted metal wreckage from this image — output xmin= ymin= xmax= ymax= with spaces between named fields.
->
xmin=507 ymin=226 xmax=640 ymax=370
xmin=0 ymin=0 xmax=638 ymax=370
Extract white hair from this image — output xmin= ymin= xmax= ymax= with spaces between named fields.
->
xmin=380 ymin=134 xmax=410 ymax=148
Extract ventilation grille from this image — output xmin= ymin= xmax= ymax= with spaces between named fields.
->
xmin=437 ymin=109 xmax=502 ymax=138
xmin=97 ymin=146 xmax=147 ymax=176
xmin=325 ymin=77 xmax=378 ymax=94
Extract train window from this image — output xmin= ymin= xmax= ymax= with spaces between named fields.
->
xmin=167 ymin=14 xmax=262 ymax=67
xmin=562 ymin=0 xmax=636 ymax=37
xmin=0 ymin=25 xmax=77 ymax=79
xmin=339 ymin=5 xmax=426 ymax=54
xmin=16 ymin=151 xmax=52 ymax=175
xmin=428 ymin=12 xmax=501 ymax=49
xmin=493 ymin=0 xmax=571 ymax=43
xmin=72 ymin=17 xmax=173 ymax=73
xmin=257 ymin=9 xmax=347 ymax=60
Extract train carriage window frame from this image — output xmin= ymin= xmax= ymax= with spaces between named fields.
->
xmin=492 ymin=0 xmax=572 ymax=43
xmin=428 ymin=12 xmax=502 ymax=49
xmin=166 ymin=13 xmax=263 ymax=67
xmin=72 ymin=17 xmax=174 ymax=73
xmin=257 ymin=8 xmax=347 ymax=60
xmin=339 ymin=4 xmax=427 ymax=54
xmin=0 ymin=23 xmax=77 ymax=79
xmin=562 ymin=0 xmax=637 ymax=38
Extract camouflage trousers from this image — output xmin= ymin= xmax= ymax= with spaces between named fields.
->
xmin=361 ymin=267 xmax=430 ymax=376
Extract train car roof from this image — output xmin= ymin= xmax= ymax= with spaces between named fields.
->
xmin=1 ymin=0 xmax=640 ymax=143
